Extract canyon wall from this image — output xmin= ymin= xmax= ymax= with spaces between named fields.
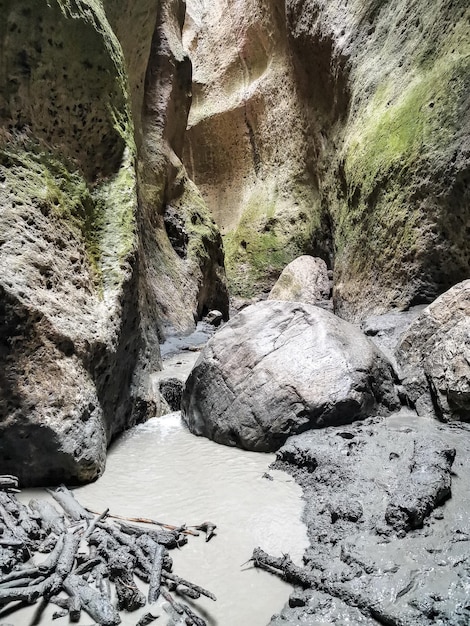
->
xmin=0 ymin=0 xmax=467 ymax=483
xmin=184 ymin=0 xmax=469 ymax=316
xmin=183 ymin=0 xmax=332 ymax=297
xmin=291 ymin=0 xmax=470 ymax=319
xmin=0 ymin=0 xmax=227 ymax=485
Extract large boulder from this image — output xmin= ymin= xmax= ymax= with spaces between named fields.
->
xmin=268 ymin=256 xmax=331 ymax=307
xmin=396 ymin=281 xmax=470 ymax=421
xmin=182 ymin=301 xmax=400 ymax=451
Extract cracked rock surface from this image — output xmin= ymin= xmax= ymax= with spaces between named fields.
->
xmin=396 ymin=280 xmax=470 ymax=421
xmin=182 ymin=300 xmax=399 ymax=451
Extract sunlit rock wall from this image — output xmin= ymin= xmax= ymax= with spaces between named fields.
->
xmin=183 ymin=0 xmax=332 ymax=297
xmin=184 ymin=0 xmax=469 ymax=315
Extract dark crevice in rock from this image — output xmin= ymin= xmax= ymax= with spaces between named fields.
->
xmin=244 ymin=104 xmax=261 ymax=176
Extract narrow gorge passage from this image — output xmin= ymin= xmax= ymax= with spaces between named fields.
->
xmin=0 ymin=0 xmax=469 ymax=625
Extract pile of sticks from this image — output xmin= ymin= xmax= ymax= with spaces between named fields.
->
xmin=0 ymin=476 xmax=216 ymax=625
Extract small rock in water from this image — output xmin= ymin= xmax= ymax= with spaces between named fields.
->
xmin=159 ymin=378 xmax=184 ymax=411
xmin=204 ymin=310 xmax=224 ymax=327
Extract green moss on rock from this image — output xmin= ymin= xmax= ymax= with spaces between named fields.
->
xmin=223 ymin=183 xmax=325 ymax=298
xmin=331 ymin=9 xmax=470 ymax=316
xmin=345 ymin=55 xmax=469 ymax=199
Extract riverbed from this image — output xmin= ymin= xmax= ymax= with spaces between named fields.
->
xmin=13 ymin=410 xmax=307 ymax=626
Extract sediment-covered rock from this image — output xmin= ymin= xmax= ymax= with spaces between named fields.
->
xmin=270 ymin=412 xmax=470 ymax=625
xmin=396 ymin=280 xmax=470 ymax=421
xmin=268 ymin=256 xmax=331 ymax=308
xmin=182 ymin=301 xmax=399 ymax=451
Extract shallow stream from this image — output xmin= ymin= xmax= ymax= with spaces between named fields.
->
xmin=13 ymin=406 xmax=307 ymax=626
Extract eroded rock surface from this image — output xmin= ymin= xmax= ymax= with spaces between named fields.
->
xmin=183 ymin=0 xmax=331 ymax=297
xmin=396 ymin=280 xmax=470 ymax=421
xmin=0 ymin=0 xmax=228 ymax=485
xmin=270 ymin=412 xmax=470 ymax=625
xmin=138 ymin=0 xmax=229 ymax=338
xmin=0 ymin=0 xmax=143 ymax=485
xmin=268 ymin=256 xmax=331 ymax=308
xmin=182 ymin=301 xmax=399 ymax=451
xmin=184 ymin=0 xmax=469 ymax=316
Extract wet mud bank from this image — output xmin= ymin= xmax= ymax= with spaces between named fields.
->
xmin=268 ymin=410 xmax=470 ymax=625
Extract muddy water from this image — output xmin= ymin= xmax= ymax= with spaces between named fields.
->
xmin=14 ymin=411 xmax=308 ymax=626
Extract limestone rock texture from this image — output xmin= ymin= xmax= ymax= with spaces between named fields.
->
xmin=184 ymin=0 xmax=469 ymax=317
xmin=268 ymin=255 xmax=331 ymax=307
xmin=396 ymin=280 xmax=470 ymax=421
xmin=0 ymin=0 xmax=228 ymax=485
xmin=183 ymin=0 xmax=331 ymax=297
xmin=181 ymin=301 xmax=399 ymax=452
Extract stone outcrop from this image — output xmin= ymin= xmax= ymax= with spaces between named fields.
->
xmin=287 ymin=0 xmax=470 ymax=320
xmin=184 ymin=0 xmax=469 ymax=317
xmin=182 ymin=301 xmax=399 ymax=451
xmin=268 ymin=255 xmax=331 ymax=308
xmin=0 ymin=0 xmax=143 ymax=485
xmin=0 ymin=0 xmax=228 ymax=485
xmin=138 ymin=0 xmax=229 ymax=339
xmin=396 ymin=280 xmax=470 ymax=421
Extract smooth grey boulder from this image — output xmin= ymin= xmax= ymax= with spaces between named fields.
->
xmin=181 ymin=301 xmax=400 ymax=451
xmin=396 ymin=280 xmax=470 ymax=421
xmin=268 ymin=256 xmax=331 ymax=308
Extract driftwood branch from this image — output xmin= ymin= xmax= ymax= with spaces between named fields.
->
xmin=251 ymin=547 xmax=423 ymax=626
xmin=0 ymin=476 xmax=216 ymax=625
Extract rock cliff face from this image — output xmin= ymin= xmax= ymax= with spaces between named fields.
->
xmin=183 ymin=0 xmax=332 ymax=297
xmin=184 ymin=0 xmax=469 ymax=317
xmin=288 ymin=0 xmax=470 ymax=319
xmin=0 ymin=0 xmax=141 ymax=485
xmin=137 ymin=0 xmax=229 ymax=341
xmin=0 ymin=0 xmax=228 ymax=485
